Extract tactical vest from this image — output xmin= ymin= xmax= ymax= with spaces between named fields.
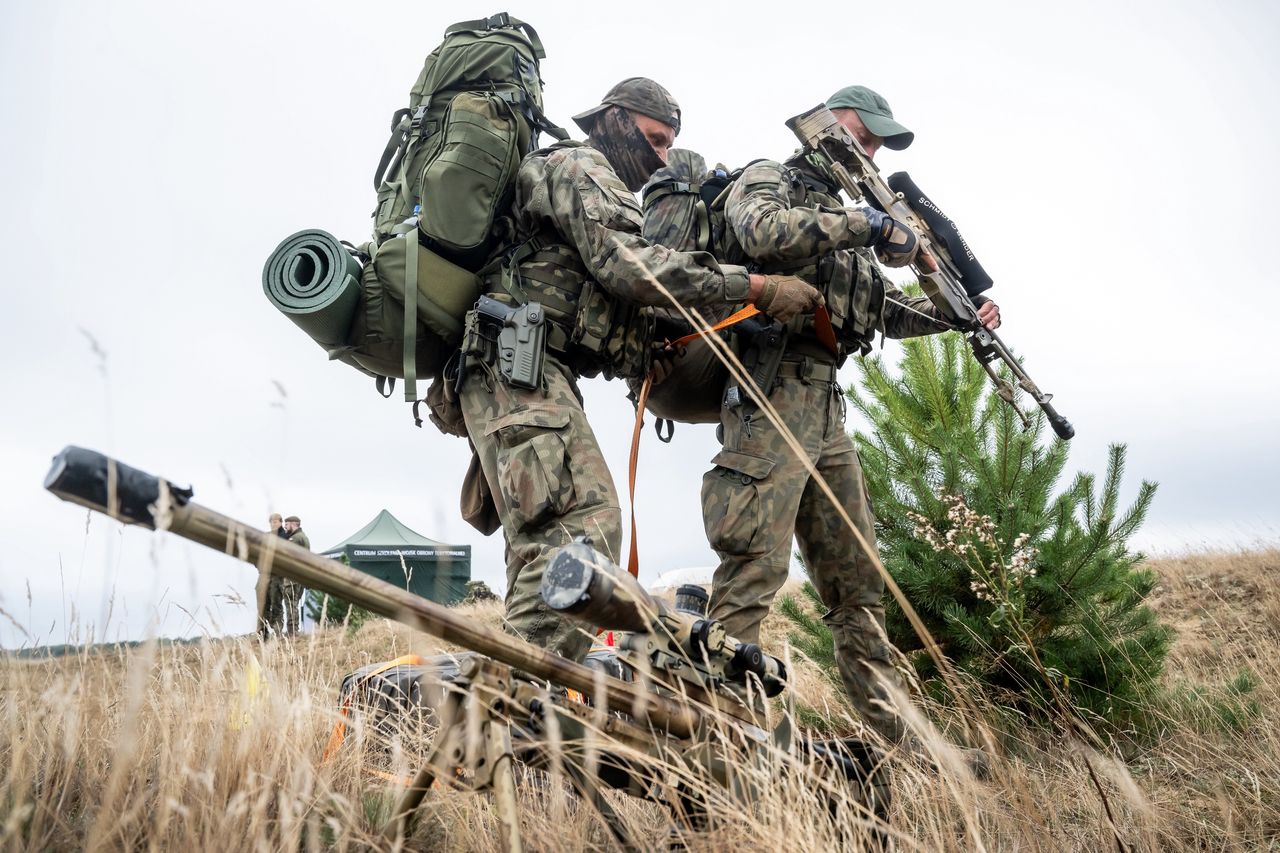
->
xmin=483 ymin=142 xmax=653 ymax=381
xmin=743 ymin=165 xmax=886 ymax=361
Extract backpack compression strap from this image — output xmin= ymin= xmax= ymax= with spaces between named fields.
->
xmin=445 ymin=13 xmax=548 ymax=59
xmin=442 ymin=14 xmax=567 ymax=141
xmin=403 ymin=233 xmax=421 ymax=402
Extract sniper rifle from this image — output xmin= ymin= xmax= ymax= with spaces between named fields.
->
xmin=786 ymin=104 xmax=1075 ymax=440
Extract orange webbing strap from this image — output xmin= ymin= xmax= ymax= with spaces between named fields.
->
xmin=668 ymin=303 xmax=761 ymax=350
xmin=321 ymin=654 xmax=427 ymax=763
xmin=365 ymin=768 xmax=419 ymax=786
xmin=626 ymin=375 xmax=653 ymax=577
xmin=625 ymin=304 xmax=762 ymax=577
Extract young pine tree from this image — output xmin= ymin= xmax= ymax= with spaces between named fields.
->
xmin=781 ymin=332 xmax=1170 ymax=730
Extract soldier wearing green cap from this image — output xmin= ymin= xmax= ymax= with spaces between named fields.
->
xmin=453 ymin=77 xmax=821 ymax=665
xmin=825 ymin=85 xmax=916 ymax=151
xmin=691 ymin=85 xmax=1001 ymax=743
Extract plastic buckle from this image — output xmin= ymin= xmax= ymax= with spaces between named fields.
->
xmin=410 ymin=105 xmax=428 ymax=129
xmin=485 ymin=12 xmax=510 ymax=29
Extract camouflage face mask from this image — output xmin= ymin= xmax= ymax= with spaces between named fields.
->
xmin=589 ymin=106 xmax=666 ymax=192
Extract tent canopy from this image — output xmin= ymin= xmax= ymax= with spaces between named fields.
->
xmin=321 ymin=510 xmax=471 ymax=605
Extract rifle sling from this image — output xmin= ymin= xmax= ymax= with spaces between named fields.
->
xmin=626 ymin=304 xmax=761 ymax=577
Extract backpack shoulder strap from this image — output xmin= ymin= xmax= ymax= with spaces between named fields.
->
xmin=528 ymin=102 xmax=569 ymax=141
xmin=373 ymin=109 xmax=413 ymax=190
xmin=540 ymin=139 xmax=587 ymax=156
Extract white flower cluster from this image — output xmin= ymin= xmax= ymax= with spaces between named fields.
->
xmin=906 ymin=509 xmax=943 ymax=551
xmin=1006 ymin=532 xmax=1039 ymax=583
xmin=908 ymin=496 xmax=1039 ymax=606
xmin=943 ymin=495 xmax=999 ymax=552
xmin=970 ymin=576 xmax=994 ymax=602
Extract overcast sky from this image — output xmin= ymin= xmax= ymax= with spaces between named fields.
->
xmin=2 ymin=0 xmax=1277 ymax=649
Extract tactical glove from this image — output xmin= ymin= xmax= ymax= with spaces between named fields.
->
xmin=754 ymin=274 xmax=822 ymax=324
xmin=865 ymin=209 xmax=919 ymax=268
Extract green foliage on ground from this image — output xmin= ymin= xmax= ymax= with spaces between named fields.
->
xmin=782 ymin=332 xmax=1183 ymax=732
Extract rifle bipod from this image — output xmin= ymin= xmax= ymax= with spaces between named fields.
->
xmin=381 ymin=656 xmax=642 ymax=852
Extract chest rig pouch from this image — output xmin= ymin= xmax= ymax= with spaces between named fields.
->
xmin=486 ymin=236 xmax=653 ymax=381
xmin=815 ymin=250 xmax=885 ymax=357
xmin=778 ymin=167 xmax=887 ymax=358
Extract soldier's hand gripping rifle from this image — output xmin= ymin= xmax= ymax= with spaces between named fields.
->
xmin=785 ymin=105 xmax=1075 ymax=440
xmin=43 ymin=446 xmax=886 ymax=852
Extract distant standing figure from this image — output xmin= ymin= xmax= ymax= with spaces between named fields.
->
xmin=259 ymin=513 xmax=289 ymax=640
xmin=282 ymin=515 xmax=310 ymax=635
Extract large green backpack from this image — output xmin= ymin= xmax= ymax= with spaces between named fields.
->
xmin=372 ymin=13 xmax=566 ymax=266
xmin=631 ymin=153 xmax=743 ymax=424
xmin=264 ymin=14 xmax=567 ymax=405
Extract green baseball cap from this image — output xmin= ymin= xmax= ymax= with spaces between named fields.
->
xmin=572 ymin=77 xmax=681 ymax=136
xmin=825 ymin=85 xmax=914 ymax=150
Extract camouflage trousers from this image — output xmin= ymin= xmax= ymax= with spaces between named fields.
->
xmin=460 ymin=353 xmax=622 ymax=663
xmin=703 ymin=362 xmax=906 ymax=741
xmin=282 ymin=580 xmax=304 ymax=635
xmin=259 ymin=574 xmax=285 ymax=640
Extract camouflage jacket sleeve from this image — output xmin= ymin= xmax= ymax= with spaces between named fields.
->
xmin=725 ymin=161 xmax=880 ymax=264
xmin=881 ymin=285 xmax=950 ymax=339
xmin=523 ymin=146 xmax=752 ymax=308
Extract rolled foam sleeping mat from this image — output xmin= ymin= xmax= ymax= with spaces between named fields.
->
xmin=262 ymin=229 xmax=362 ymax=347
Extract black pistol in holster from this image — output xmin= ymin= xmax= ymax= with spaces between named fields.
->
xmin=723 ymin=316 xmax=788 ymax=437
xmin=474 ymin=295 xmax=547 ymax=390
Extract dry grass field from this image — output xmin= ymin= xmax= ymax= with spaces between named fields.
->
xmin=2 ymin=548 xmax=1278 ymax=851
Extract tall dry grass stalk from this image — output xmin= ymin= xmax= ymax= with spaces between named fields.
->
xmin=3 ymin=552 xmax=1278 ymax=851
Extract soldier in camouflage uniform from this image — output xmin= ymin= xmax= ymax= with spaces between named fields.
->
xmin=282 ymin=516 xmax=309 ymax=635
xmin=457 ymin=78 xmax=820 ymax=664
xmin=259 ymin=513 xmax=289 ymax=641
xmin=698 ymin=86 xmax=1002 ymax=742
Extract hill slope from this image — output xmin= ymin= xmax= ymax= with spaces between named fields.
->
xmin=2 ymin=550 xmax=1277 ymax=850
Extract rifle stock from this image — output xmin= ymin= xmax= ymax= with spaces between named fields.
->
xmin=785 ymin=105 xmax=1075 ymax=441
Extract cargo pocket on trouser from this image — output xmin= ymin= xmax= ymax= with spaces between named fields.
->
xmin=700 ymin=448 xmax=776 ymax=557
xmin=486 ymin=409 xmax=575 ymax=534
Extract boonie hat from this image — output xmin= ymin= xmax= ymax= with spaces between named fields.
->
xmin=572 ymin=77 xmax=681 ymax=136
xmin=825 ymin=85 xmax=914 ymax=150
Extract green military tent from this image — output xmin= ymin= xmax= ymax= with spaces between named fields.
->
xmin=321 ymin=510 xmax=471 ymax=605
